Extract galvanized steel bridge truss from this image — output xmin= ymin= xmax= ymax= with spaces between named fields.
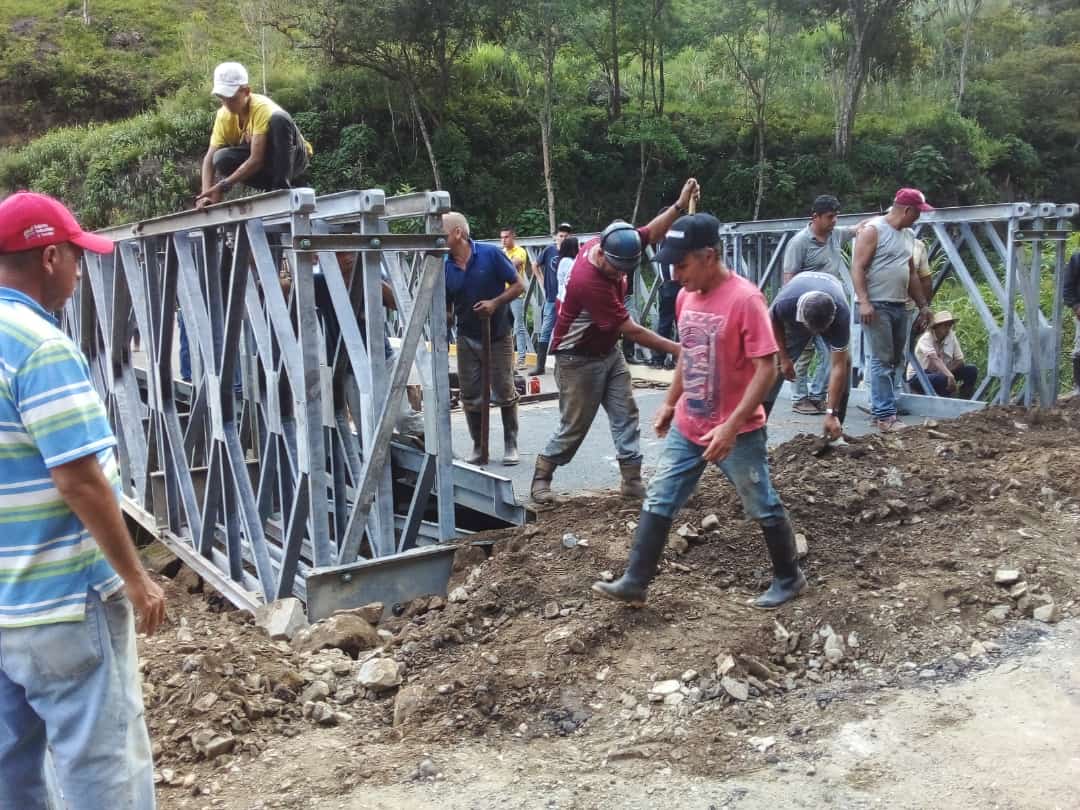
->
xmin=68 ymin=188 xmax=524 ymax=618
xmin=504 ymin=201 xmax=1077 ymax=406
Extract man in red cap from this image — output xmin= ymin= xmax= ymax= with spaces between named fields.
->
xmin=0 ymin=192 xmax=166 ymax=809
xmin=850 ymin=188 xmax=935 ymax=432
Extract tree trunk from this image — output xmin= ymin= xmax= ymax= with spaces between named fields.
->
xmin=632 ymin=140 xmax=648 ymax=223
xmin=955 ymin=6 xmax=977 ymax=109
xmin=753 ymin=105 xmax=766 ymax=221
xmin=833 ymin=39 xmax=865 ymax=159
xmin=540 ymin=34 xmax=556 ymax=233
xmin=409 ymin=90 xmax=442 ymax=190
xmin=82 ymin=0 xmax=90 ymax=24
xmin=610 ymin=0 xmax=621 ymax=118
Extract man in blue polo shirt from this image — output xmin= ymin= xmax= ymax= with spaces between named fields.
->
xmin=529 ymin=222 xmax=572 ymax=376
xmin=0 ymin=192 xmax=167 ymax=809
xmin=443 ymin=212 xmax=525 ymax=466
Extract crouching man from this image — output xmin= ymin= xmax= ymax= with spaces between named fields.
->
xmin=593 ymin=213 xmax=806 ymax=609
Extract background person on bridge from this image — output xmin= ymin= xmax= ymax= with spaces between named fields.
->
xmin=529 ymin=178 xmax=699 ymax=504
xmin=501 ymin=227 xmax=531 ymax=371
xmin=1065 ymin=248 xmax=1080 ymax=395
xmin=530 ymin=222 xmax=573 ymax=376
xmin=764 ymin=271 xmax=852 ymax=441
xmin=195 ymin=62 xmax=312 ymax=209
xmin=0 ymin=192 xmax=167 ymax=809
xmin=444 ymin=212 xmax=524 ymax=466
xmin=851 ymin=188 xmax=935 ymax=432
xmin=906 ymin=311 xmax=978 ymax=399
xmin=592 ymin=212 xmax=806 ymax=610
xmin=555 ymin=235 xmax=580 ymax=311
xmin=781 ymin=194 xmax=859 ymax=415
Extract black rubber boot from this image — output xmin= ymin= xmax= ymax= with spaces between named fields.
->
xmin=464 ymin=410 xmax=485 ymax=465
xmin=501 ymin=405 xmax=520 ymax=465
xmin=529 ymin=343 xmax=548 ymax=376
xmin=754 ymin=517 xmax=807 ymax=609
xmin=1073 ymin=356 xmax=1080 ymax=395
xmin=530 ymin=455 xmax=557 ymax=503
xmin=592 ymin=511 xmax=672 ymax=607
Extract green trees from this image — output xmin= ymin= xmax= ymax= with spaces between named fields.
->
xmin=0 ymin=0 xmax=1077 ymax=230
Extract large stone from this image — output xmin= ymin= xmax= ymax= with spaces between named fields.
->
xmin=1033 ymin=602 xmax=1060 ymax=624
xmin=985 ymin=604 xmax=1011 ymax=623
xmin=299 ymin=614 xmax=380 ymax=658
xmin=301 ymin=680 xmax=331 ymax=704
xmin=393 ymin=685 xmax=426 ymax=727
xmin=794 ymin=534 xmax=809 ymax=560
xmin=721 ymin=676 xmax=749 ymax=702
xmin=701 ymin=514 xmax=721 ymax=532
xmin=356 ymin=658 xmax=403 ymax=691
xmin=824 ymin=633 xmax=845 ymax=664
xmin=255 ymin=598 xmax=310 ymax=642
xmin=993 ymin=569 xmax=1021 ymax=586
xmin=332 ymin=602 xmax=385 ymax=626
xmin=650 ymin=679 xmax=682 ymax=696
xmin=140 ymin=542 xmax=181 ymax=577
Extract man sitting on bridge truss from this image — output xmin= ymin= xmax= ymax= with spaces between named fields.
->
xmin=195 ymin=62 xmax=312 ymax=209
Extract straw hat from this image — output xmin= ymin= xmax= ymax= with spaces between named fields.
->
xmin=931 ymin=311 xmax=957 ymax=327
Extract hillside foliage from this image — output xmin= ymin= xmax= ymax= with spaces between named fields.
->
xmin=0 ymin=0 xmax=1077 ymax=235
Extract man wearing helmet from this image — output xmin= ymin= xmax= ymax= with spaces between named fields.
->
xmin=530 ymin=178 xmax=700 ymax=504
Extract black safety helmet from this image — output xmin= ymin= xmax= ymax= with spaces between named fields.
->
xmin=600 ymin=220 xmax=642 ymax=273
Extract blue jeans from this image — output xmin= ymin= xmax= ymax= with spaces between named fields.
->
xmin=793 ymin=335 xmax=831 ymax=401
xmin=0 ymin=591 xmax=156 ymax=810
xmin=178 ymin=313 xmax=191 ymax=382
xmin=864 ymin=301 xmax=908 ymax=420
xmin=538 ymin=301 xmax=557 ymax=347
xmin=643 ymin=425 xmax=786 ymax=523
xmin=510 ymin=297 xmax=529 ymax=359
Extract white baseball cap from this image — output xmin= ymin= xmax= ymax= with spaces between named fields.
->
xmin=212 ymin=62 xmax=249 ymax=98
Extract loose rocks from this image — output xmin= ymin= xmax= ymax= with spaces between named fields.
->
xmin=298 ymin=614 xmax=380 ymax=658
xmin=356 ymin=658 xmax=403 ymax=691
xmin=254 ymin=598 xmax=310 ymax=642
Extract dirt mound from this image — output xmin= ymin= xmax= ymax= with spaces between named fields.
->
xmin=143 ymin=403 xmax=1080 ymax=794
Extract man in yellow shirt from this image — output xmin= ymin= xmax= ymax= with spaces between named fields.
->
xmin=501 ymin=227 xmax=531 ymax=369
xmin=195 ymin=62 xmax=313 ymax=209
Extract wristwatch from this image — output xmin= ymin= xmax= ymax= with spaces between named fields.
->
xmin=825 ymin=408 xmax=835 ymax=416
xmin=674 ymin=203 xmax=688 ymax=215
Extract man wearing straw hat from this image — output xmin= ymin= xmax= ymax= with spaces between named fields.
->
xmin=906 ymin=310 xmax=978 ymax=399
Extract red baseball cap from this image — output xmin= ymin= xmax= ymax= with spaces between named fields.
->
xmin=0 ymin=191 xmax=114 ymax=255
xmin=893 ymin=187 xmax=933 ymax=212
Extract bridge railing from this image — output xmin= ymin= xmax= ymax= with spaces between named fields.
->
xmin=66 ymin=188 xmax=526 ymax=619
xmin=489 ymin=201 xmax=1077 ymax=406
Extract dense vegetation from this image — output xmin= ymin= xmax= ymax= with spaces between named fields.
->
xmin=0 ymin=0 xmax=1077 ymax=234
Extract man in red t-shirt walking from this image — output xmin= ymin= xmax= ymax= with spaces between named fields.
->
xmin=530 ymin=179 xmax=700 ymax=503
xmin=593 ymin=213 xmax=806 ymax=609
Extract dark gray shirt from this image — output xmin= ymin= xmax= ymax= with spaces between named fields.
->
xmin=782 ymin=224 xmax=857 ymax=280
xmin=770 ymin=272 xmax=851 ymax=351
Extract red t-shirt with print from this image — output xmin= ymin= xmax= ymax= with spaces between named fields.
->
xmin=673 ymin=273 xmax=778 ymax=445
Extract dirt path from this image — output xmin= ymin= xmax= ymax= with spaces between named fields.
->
xmin=163 ymin=617 xmax=1080 ymax=810
xmin=147 ymin=402 xmax=1080 ymax=810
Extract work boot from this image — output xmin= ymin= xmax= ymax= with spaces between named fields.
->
xmin=623 ymin=338 xmax=642 ymax=365
xmin=619 ymin=459 xmax=646 ymax=499
xmin=530 ymin=455 xmax=557 ymax=503
xmin=529 ymin=343 xmax=548 ymax=376
xmin=754 ymin=517 xmax=807 ymax=609
xmin=592 ymin=510 xmax=671 ymax=606
xmin=464 ymin=410 xmax=485 ymax=465
xmin=1073 ymin=356 xmax=1080 ymax=395
xmin=501 ymin=405 xmax=520 ymax=466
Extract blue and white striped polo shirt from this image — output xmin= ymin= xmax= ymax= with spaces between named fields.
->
xmin=0 ymin=287 xmax=122 ymax=627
